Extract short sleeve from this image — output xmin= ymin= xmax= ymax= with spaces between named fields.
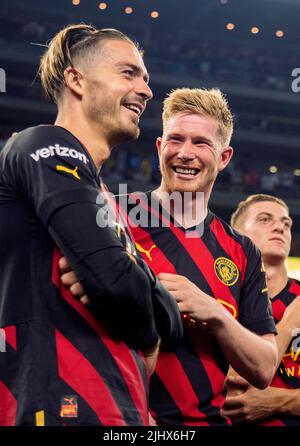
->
xmin=238 ymin=238 xmax=277 ymax=335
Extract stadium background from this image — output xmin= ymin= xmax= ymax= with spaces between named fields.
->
xmin=0 ymin=0 xmax=299 ymax=276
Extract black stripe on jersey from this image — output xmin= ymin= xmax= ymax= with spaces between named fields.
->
xmin=175 ymin=331 xmax=228 ymax=425
xmin=148 ymin=226 xmax=214 ymax=296
xmin=47 ymin=291 xmax=146 ymax=426
xmin=149 ymin=374 xmax=185 ymax=426
xmin=272 ymin=278 xmax=300 ymax=308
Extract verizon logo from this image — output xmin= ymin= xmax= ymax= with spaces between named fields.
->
xmin=30 ymin=144 xmax=89 ymax=164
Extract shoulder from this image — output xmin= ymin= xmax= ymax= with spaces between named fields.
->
xmin=1 ymin=125 xmax=91 ymax=166
xmin=212 ymin=213 xmax=259 ymax=258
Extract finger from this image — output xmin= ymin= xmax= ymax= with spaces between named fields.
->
xmin=70 ymin=282 xmax=85 ymax=297
xmin=157 ymin=273 xmax=182 ymax=282
xmin=80 ymin=295 xmax=90 ymax=305
xmin=222 ymin=396 xmax=244 ymax=410
xmin=225 ymin=375 xmax=250 ymax=389
xmin=220 ymin=408 xmax=245 ymax=422
xmin=159 ymin=280 xmax=179 ymax=292
xmin=61 ymin=271 xmax=80 ymax=287
xmin=58 ymin=256 xmax=72 ymax=274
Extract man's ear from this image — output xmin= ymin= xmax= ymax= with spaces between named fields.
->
xmin=63 ymin=67 xmax=84 ymax=97
xmin=156 ymin=137 xmax=162 ymax=156
xmin=218 ymin=146 xmax=234 ymax=172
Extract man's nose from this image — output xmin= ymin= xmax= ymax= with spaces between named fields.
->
xmin=272 ymin=219 xmax=285 ymax=232
xmin=177 ymin=142 xmax=196 ymax=161
xmin=135 ymin=78 xmax=153 ymax=101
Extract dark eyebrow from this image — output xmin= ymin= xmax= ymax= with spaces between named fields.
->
xmin=117 ymin=62 xmax=150 ymax=83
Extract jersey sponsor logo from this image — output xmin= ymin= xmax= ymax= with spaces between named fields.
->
xmin=135 ymin=242 xmax=157 ymax=262
xmin=56 ymin=165 xmax=80 ymax=180
xmin=60 ymin=395 xmax=78 ymax=418
xmin=30 ymin=144 xmax=89 ymax=164
xmin=214 ymin=257 xmax=239 ymax=287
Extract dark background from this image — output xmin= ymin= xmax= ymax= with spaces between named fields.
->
xmin=1 ymin=0 xmax=300 ymax=256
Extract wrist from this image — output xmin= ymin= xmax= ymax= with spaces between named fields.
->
xmin=206 ymin=300 xmax=229 ymax=332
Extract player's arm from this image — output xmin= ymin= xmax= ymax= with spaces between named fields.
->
xmin=274 ymin=296 xmax=300 ymax=369
xmin=158 ymin=272 xmax=277 ymax=389
xmin=222 ymin=375 xmax=300 ymax=422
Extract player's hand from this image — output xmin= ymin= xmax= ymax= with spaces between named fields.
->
xmin=222 ymin=384 xmax=276 ymax=423
xmin=59 ymin=256 xmax=90 ymax=305
xmin=157 ymin=273 xmax=224 ymax=325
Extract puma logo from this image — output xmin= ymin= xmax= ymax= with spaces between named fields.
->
xmin=135 ymin=242 xmax=157 ymax=261
xmin=56 ymin=165 xmax=80 ymax=180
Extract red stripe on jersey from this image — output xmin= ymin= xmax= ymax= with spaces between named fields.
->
xmin=134 ymin=198 xmax=238 ymax=317
xmin=210 ymin=217 xmax=247 ymax=284
xmin=0 ymin=381 xmax=17 ymax=425
xmin=117 ymin=201 xmax=177 ymax=275
xmin=55 ymin=329 xmax=126 ymax=426
xmin=271 ymin=298 xmax=287 ymax=321
xmin=259 ymin=418 xmax=285 ymax=426
xmin=2 ymin=325 xmax=16 ymax=350
xmin=168 ymin=225 xmax=238 ymax=318
xmin=52 ymin=248 xmax=148 ymax=425
xmin=155 ymin=353 xmax=209 ymax=425
xmin=188 ymin=327 xmax=226 ymax=399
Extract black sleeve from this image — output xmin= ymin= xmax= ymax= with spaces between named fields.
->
xmin=239 ymin=239 xmax=277 ymax=336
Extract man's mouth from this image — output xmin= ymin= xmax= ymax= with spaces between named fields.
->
xmin=122 ymin=102 xmax=144 ymax=117
xmin=172 ymin=166 xmax=200 ymax=176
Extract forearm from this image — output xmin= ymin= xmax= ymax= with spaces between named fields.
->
xmin=276 ymin=388 xmax=300 ymax=416
xmin=210 ymin=309 xmax=277 ymax=389
xmin=275 ymin=319 xmax=296 ymax=369
xmin=49 ymin=203 xmax=160 ymax=348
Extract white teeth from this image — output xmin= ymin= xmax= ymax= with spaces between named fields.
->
xmin=124 ymin=104 xmax=140 ymax=115
xmin=174 ymin=167 xmax=198 ymax=175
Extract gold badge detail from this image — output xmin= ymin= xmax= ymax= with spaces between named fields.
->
xmin=214 ymin=257 xmax=239 ymax=287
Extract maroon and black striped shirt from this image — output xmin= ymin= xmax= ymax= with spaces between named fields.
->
xmin=119 ymin=191 xmax=276 ymax=426
xmin=259 ymin=278 xmax=300 ymax=426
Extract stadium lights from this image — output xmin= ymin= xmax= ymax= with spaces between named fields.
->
xmin=150 ymin=11 xmax=159 ymax=19
xmin=251 ymin=26 xmax=260 ymax=34
xmin=269 ymin=166 xmax=278 ymax=173
xmin=226 ymin=23 xmax=235 ymax=31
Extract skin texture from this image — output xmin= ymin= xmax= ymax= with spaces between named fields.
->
xmin=223 ymin=200 xmax=300 ymax=424
xmin=56 ymin=39 xmax=153 ymax=169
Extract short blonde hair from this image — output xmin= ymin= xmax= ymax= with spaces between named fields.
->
xmin=162 ymin=88 xmax=234 ymax=147
xmin=39 ymin=23 xmax=140 ymax=103
xmin=231 ymin=194 xmax=289 ymax=229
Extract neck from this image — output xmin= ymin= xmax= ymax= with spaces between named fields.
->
xmin=154 ymin=183 xmax=209 ymax=228
xmin=55 ymin=103 xmax=111 ymax=171
xmin=263 ymin=260 xmax=288 ymax=299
